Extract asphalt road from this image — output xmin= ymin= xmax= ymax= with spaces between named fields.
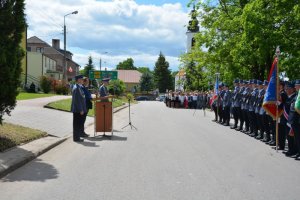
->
xmin=0 ymin=101 xmax=300 ymax=200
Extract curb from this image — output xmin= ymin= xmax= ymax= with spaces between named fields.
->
xmin=0 ymin=104 xmax=129 ymax=178
xmin=0 ymin=136 xmax=67 ymax=178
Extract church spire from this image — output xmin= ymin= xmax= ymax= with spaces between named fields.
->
xmin=187 ymin=4 xmax=199 ymax=32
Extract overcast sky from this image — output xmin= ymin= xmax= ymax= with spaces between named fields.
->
xmin=25 ymin=0 xmax=191 ymax=71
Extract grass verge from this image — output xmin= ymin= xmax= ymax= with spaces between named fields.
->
xmin=0 ymin=123 xmax=47 ymax=152
xmin=17 ymin=92 xmax=56 ymax=100
xmin=46 ymin=96 xmax=134 ymax=117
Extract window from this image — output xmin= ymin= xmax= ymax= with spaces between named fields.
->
xmin=27 ymin=47 xmax=31 ymax=51
xmin=36 ymin=47 xmax=44 ymax=53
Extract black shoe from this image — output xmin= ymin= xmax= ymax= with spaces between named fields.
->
xmin=285 ymin=151 xmax=297 ymax=157
xmin=230 ymin=126 xmax=237 ymax=129
xmin=74 ymin=138 xmax=84 ymax=142
xmin=80 ymin=133 xmax=89 ymax=137
xmin=224 ymin=123 xmax=230 ymax=126
xmin=212 ymin=119 xmax=217 ymax=122
xmin=268 ymin=141 xmax=276 ymax=146
xmin=256 ymin=134 xmax=263 ymax=140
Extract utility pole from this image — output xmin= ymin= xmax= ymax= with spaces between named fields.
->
xmin=63 ymin=10 xmax=78 ymax=81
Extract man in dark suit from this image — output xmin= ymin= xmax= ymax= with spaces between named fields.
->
xmin=71 ymin=75 xmax=87 ymax=142
xmin=285 ymin=82 xmax=297 ymax=156
xmin=99 ymin=78 xmax=110 ymax=100
xmin=292 ymin=80 xmax=300 ymax=159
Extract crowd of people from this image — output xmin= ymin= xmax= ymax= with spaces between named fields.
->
xmin=165 ymin=79 xmax=300 ymax=160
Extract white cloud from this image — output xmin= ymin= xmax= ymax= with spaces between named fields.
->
xmin=25 ymin=0 xmax=189 ymax=71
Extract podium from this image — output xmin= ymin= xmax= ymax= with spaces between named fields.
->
xmin=93 ymin=96 xmax=114 ymax=137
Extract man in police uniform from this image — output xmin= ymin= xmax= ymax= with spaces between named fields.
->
xmin=222 ymin=83 xmax=232 ymax=126
xmin=231 ymin=79 xmax=241 ymax=129
xmin=291 ymin=80 xmax=300 ymax=159
xmin=248 ymin=80 xmax=259 ymax=137
xmin=278 ymin=81 xmax=288 ymax=149
xmin=243 ymin=80 xmax=251 ymax=133
xmin=99 ymin=78 xmax=110 ymax=101
xmin=284 ymin=81 xmax=297 ymax=156
xmin=71 ymin=75 xmax=87 ymax=142
xmin=218 ymin=83 xmax=225 ymax=124
xmin=255 ymin=80 xmax=265 ymax=140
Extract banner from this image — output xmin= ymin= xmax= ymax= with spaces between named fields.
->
xmin=262 ymin=58 xmax=282 ymax=120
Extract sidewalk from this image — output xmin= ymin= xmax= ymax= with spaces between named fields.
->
xmin=0 ymin=96 xmax=128 ymax=178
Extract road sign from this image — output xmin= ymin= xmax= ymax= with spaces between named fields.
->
xmin=89 ymin=70 xmax=118 ymax=80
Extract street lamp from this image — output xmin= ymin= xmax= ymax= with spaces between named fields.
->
xmin=100 ymin=52 xmax=108 ymax=71
xmin=63 ymin=10 xmax=78 ymax=81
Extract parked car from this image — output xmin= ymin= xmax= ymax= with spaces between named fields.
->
xmin=156 ymin=95 xmax=165 ymax=102
xmin=135 ymin=96 xmax=150 ymax=101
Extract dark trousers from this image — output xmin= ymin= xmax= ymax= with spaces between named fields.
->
xmin=232 ymin=107 xmax=239 ymax=127
xmin=286 ymin=126 xmax=296 ymax=153
xmin=239 ymin=109 xmax=245 ymax=130
xmin=218 ymin=106 xmax=223 ymax=122
xmin=213 ymin=105 xmax=217 ymax=121
xmin=278 ymin=119 xmax=287 ymax=149
xmin=292 ymin=122 xmax=300 ymax=154
xmin=263 ymin=113 xmax=271 ymax=138
xmin=256 ymin=113 xmax=264 ymax=134
xmin=244 ymin=110 xmax=249 ymax=131
xmin=223 ymin=106 xmax=230 ymax=124
xmin=247 ymin=111 xmax=253 ymax=133
xmin=73 ymin=113 xmax=85 ymax=141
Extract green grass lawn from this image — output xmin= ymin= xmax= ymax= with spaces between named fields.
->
xmin=17 ymin=92 xmax=57 ymax=100
xmin=0 ymin=123 xmax=47 ymax=152
xmin=46 ymin=96 xmax=132 ymax=117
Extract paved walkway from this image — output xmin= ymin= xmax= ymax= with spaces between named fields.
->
xmin=3 ymin=96 xmax=94 ymax=138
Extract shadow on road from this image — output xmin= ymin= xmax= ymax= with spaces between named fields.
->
xmin=86 ymin=135 xmax=127 ymax=142
xmin=1 ymin=158 xmax=58 ymax=182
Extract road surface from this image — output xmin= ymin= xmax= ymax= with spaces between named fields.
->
xmin=0 ymin=101 xmax=299 ymax=200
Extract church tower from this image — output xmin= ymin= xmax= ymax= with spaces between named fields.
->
xmin=186 ymin=5 xmax=199 ymax=52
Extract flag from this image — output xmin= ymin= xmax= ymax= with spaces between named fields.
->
xmin=210 ymin=74 xmax=219 ymax=106
xmin=262 ymin=57 xmax=282 ymax=120
xmin=295 ymin=91 xmax=300 ymax=115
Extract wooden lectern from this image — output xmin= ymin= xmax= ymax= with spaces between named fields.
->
xmin=93 ymin=96 xmax=114 ymax=137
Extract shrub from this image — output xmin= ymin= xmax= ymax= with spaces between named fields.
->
xmin=108 ymin=80 xmax=126 ymax=97
xmin=40 ymin=76 xmax=52 ymax=93
xmin=53 ymin=80 xmax=69 ymax=95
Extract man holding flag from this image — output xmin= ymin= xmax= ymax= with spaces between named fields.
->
xmin=262 ymin=47 xmax=283 ymax=150
xmin=290 ymin=80 xmax=300 ymax=159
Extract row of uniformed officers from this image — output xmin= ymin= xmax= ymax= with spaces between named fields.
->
xmin=165 ymin=79 xmax=300 ymax=159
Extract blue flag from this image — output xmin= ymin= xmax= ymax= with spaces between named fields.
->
xmin=263 ymin=57 xmax=282 ymax=120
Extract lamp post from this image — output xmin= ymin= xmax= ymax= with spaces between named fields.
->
xmin=63 ymin=10 xmax=78 ymax=81
xmin=99 ymin=52 xmax=108 ymax=71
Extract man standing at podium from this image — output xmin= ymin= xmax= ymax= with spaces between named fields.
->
xmin=99 ymin=78 xmax=110 ymax=101
xmin=71 ymin=75 xmax=87 ymax=142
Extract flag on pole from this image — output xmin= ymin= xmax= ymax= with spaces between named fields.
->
xmin=262 ymin=57 xmax=283 ymax=120
xmin=210 ymin=74 xmax=219 ymax=106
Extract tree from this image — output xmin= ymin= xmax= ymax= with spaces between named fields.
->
xmin=153 ymin=52 xmax=173 ymax=93
xmin=108 ymin=80 xmax=126 ymax=96
xmin=82 ymin=56 xmax=95 ymax=77
xmin=140 ymin=72 xmax=154 ymax=93
xmin=0 ymin=0 xmax=26 ymax=124
xmin=137 ymin=67 xmax=152 ymax=75
xmin=116 ymin=58 xmax=137 ymax=70
xmin=183 ymin=0 xmax=300 ymax=89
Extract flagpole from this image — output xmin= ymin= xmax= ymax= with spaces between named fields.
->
xmin=215 ymin=72 xmax=220 ymax=122
xmin=275 ymin=46 xmax=280 ymax=152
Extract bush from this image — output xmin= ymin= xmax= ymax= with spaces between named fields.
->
xmin=53 ymin=80 xmax=69 ymax=95
xmin=108 ymin=80 xmax=126 ymax=97
xmin=40 ymin=76 xmax=52 ymax=93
